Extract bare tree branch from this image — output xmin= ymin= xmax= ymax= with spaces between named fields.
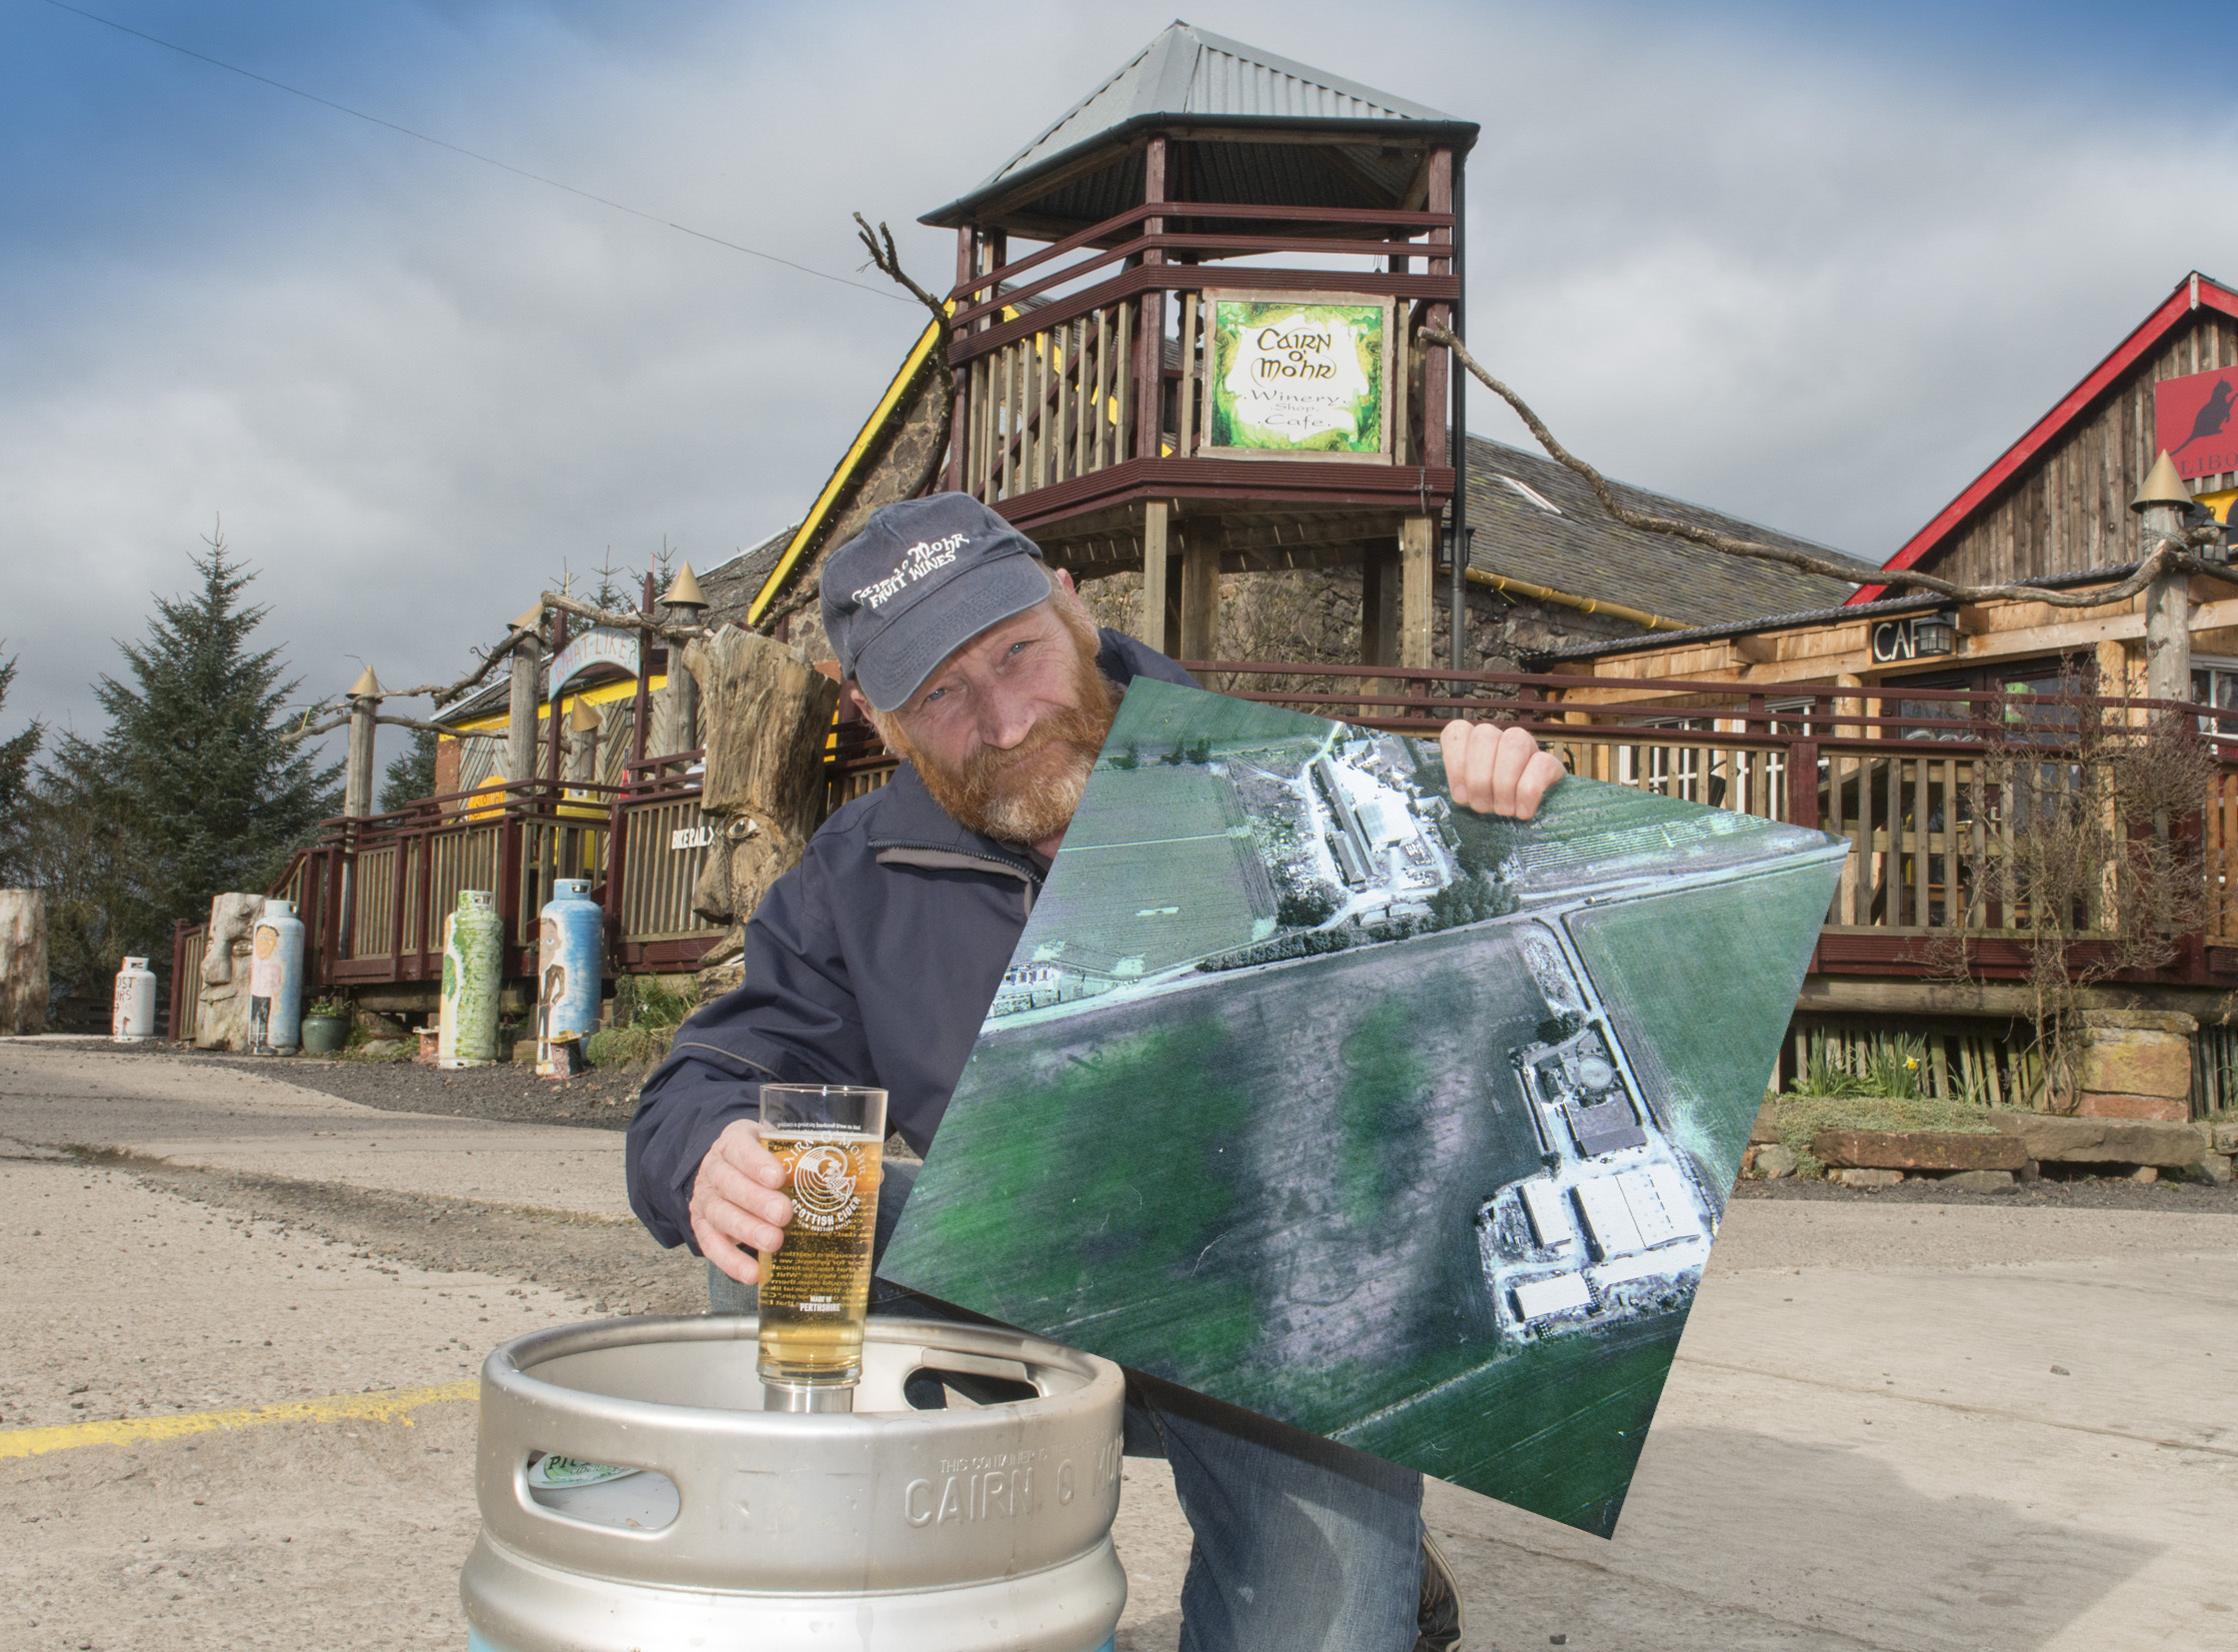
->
xmin=377 ymin=619 xmax=547 ymax=708
xmin=1420 ymin=323 xmax=2234 ymax=613
xmin=855 ymin=213 xmax=951 ymax=335
xmin=736 ymin=216 xmax=961 ymax=642
xmin=278 ymin=714 xmax=348 ymax=749
xmin=540 ymin=591 xmax=705 ymax=643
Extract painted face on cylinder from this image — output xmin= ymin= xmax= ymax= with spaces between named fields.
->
xmin=872 ymin=576 xmax=1118 ymax=850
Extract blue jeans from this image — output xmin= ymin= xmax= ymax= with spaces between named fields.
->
xmin=707 ymin=1159 xmax=1424 ymax=1652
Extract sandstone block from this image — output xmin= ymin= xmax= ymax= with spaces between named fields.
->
xmin=1992 ymin=1113 xmax=2206 ymax=1167
xmin=1752 ymin=1144 xmax=1798 ymax=1179
xmin=2188 ymin=1153 xmax=2234 ymax=1185
xmin=2079 ymin=1027 xmax=2191 ymax=1100
xmin=2211 ymin=1121 xmax=2238 ymax=1154
xmin=1939 ymin=1169 xmax=2016 ymax=1192
xmin=1811 ymin=1129 xmax=2027 ymax=1171
xmin=2076 ymin=1091 xmax=2189 ymax=1122
xmin=2079 ymin=1008 xmax=2198 ymax=1035
xmin=1834 ymin=1167 xmax=1904 ymax=1188
xmin=1749 ymin=1102 xmax=1783 ymax=1145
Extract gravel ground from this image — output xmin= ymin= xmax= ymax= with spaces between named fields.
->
xmin=86 ymin=1153 xmax=709 ymax=1318
xmin=1735 ymin=1168 xmax=2238 ymax=1212
xmin=95 ymin=1041 xmax=649 ymax=1129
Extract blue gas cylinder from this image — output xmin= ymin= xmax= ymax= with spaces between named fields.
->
xmin=536 ymin=877 xmax=605 ymax=1075
xmin=249 ymin=898 xmax=306 ymax=1054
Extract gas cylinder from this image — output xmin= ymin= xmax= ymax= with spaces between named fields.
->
xmin=462 ymin=1315 xmax=1126 ymax=1652
xmin=111 ymin=956 xmax=156 ymax=1042
xmin=440 ymin=889 xmax=503 ymax=1067
xmin=248 ymin=898 xmax=306 ymax=1054
xmin=535 ymin=877 xmax=604 ymax=1076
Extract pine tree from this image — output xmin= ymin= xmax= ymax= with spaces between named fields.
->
xmin=379 ymin=726 xmax=440 ymax=813
xmin=0 ymin=652 xmax=40 ymax=883
xmin=34 ymin=531 xmax=341 ymax=993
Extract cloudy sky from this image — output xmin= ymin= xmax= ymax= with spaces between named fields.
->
xmin=5 ymin=0 xmax=2237 ymax=767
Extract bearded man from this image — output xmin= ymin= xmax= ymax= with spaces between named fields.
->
xmin=627 ymin=494 xmax=1562 ymax=1652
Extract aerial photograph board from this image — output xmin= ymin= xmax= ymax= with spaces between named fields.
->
xmin=882 ymin=680 xmax=1849 ymax=1535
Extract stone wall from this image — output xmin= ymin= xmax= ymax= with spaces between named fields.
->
xmin=1074 ymin=567 xmax=1648 ymax=675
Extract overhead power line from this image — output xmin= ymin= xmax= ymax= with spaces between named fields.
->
xmin=37 ymin=0 xmax=907 ymax=303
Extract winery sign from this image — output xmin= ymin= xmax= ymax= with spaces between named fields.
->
xmin=1205 ymin=292 xmax=1392 ymax=461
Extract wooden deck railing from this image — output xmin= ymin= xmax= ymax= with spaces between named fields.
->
xmin=947 ymin=201 xmax=1460 ymax=521
xmin=167 ymin=664 xmax=2238 ymax=1004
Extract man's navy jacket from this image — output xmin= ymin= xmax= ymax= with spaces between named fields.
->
xmin=626 ymin=630 xmax=1195 ymax=1253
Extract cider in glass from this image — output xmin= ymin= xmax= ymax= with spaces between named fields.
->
xmin=755 ymin=1084 xmax=886 ymax=1397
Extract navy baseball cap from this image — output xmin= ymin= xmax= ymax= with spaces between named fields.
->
xmin=819 ymin=494 xmax=1054 ymax=713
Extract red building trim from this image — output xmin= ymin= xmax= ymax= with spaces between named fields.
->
xmin=1851 ymin=272 xmax=2238 ymax=605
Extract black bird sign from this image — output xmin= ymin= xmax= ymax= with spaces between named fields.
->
xmin=2175 ymin=380 xmax=2236 ymax=454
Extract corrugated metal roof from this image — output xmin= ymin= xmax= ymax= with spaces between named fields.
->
xmin=922 ymin=22 xmax=1475 ymax=232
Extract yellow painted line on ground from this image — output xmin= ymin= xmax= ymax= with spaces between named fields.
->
xmin=0 ymin=1381 xmax=477 ymax=1460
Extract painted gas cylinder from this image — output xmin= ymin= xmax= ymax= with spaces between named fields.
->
xmin=248 ymin=898 xmax=306 ymax=1054
xmin=111 ymin=956 xmax=157 ymax=1042
xmin=440 ymin=888 xmax=503 ymax=1068
xmin=536 ymin=877 xmax=604 ymax=1077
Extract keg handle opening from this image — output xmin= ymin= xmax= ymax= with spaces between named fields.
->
xmin=900 ymin=1350 xmax=1046 ymax=1409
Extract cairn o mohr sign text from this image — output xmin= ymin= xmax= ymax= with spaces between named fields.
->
xmin=1205 ymin=293 xmax=1392 ymax=462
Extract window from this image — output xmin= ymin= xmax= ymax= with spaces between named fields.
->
xmin=1495 ymin=474 xmax=1562 ymax=516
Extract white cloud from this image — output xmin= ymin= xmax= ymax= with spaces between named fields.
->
xmin=4 ymin=0 xmax=2237 ymax=766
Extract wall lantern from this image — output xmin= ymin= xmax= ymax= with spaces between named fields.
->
xmin=1910 ymin=612 xmax=1959 ymax=657
xmin=1437 ymin=524 xmax=1475 ymax=572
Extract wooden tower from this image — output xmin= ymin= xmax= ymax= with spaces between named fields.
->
xmin=923 ymin=22 xmax=1477 ymax=669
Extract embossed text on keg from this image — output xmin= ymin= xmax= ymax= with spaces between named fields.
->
xmin=903 ymin=1462 xmax=1041 ymax=1527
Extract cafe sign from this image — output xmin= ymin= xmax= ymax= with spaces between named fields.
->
xmin=1204 ymin=292 xmax=1392 ymax=461
xmin=1869 ymin=612 xmax=1958 ymax=665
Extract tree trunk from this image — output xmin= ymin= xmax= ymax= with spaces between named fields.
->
xmin=0 ymin=890 xmax=49 ymax=1036
xmin=683 ymin=627 xmax=841 ymax=994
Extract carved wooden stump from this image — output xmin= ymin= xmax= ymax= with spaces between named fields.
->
xmin=683 ymin=627 xmax=841 ymax=997
xmin=194 ymin=892 xmax=265 ymax=1052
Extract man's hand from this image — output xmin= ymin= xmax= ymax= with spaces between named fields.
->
xmin=1440 ymin=719 xmax=1566 ymax=820
xmin=690 ymin=1118 xmax=794 ymax=1286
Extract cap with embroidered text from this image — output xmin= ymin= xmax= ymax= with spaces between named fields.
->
xmin=819 ymin=494 xmax=1053 ymax=712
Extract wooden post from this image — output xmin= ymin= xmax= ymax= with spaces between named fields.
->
xmin=0 ymin=889 xmax=49 ymax=1036
xmin=1360 ymin=539 xmax=1398 ymax=720
xmin=544 ymin=611 xmax=570 ymax=788
xmin=1178 ymin=530 xmax=1219 ymax=663
xmin=1138 ymin=500 xmax=1171 ymax=650
xmin=1447 ymin=152 xmax=1469 ymax=673
xmin=1134 ymin=135 xmax=1168 ymax=463
xmin=2143 ymin=560 xmax=2191 ymax=706
xmin=344 ymin=690 xmax=379 ymax=819
xmin=946 ymin=227 xmax=974 ymax=495
xmin=630 ymin=571 xmax=654 ymax=768
xmin=1399 ymin=515 xmax=1435 ymax=669
xmin=506 ymin=629 xmax=541 ymax=790
xmin=1422 ymin=148 xmax=1454 ymax=476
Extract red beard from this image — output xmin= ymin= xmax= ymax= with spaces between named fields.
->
xmin=887 ymin=625 xmax=1119 ymax=846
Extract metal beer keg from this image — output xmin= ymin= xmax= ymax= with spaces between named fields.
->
xmin=462 ymin=1314 xmax=1127 ymax=1652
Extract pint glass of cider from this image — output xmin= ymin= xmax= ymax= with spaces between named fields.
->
xmin=756 ymin=1083 xmax=886 ymax=1400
